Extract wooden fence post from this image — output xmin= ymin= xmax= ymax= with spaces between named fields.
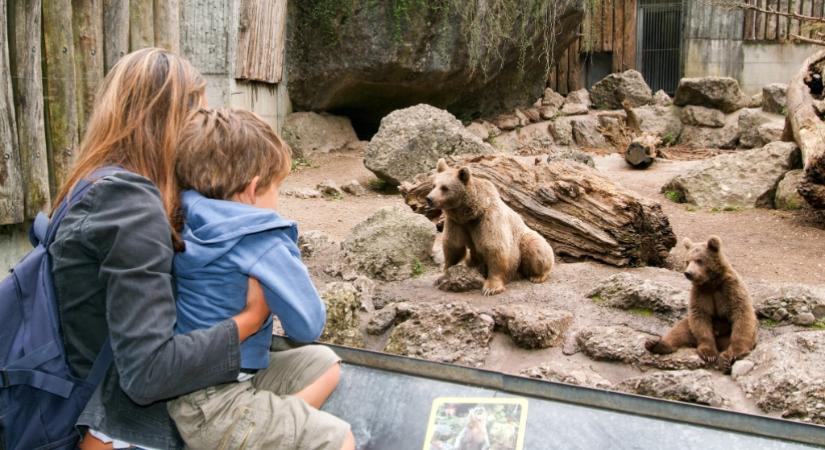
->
xmin=130 ymin=0 xmax=155 ymax=50
xmin=154 ymin=0 xmax=180 ymax=53
xmin=43 ymin=0 xmax=80 ymax=194
xmin=0 ymin=0 xmax=24 ymax=225
xmin=10 ymin=0 xmax=50 ymax=218
xmin=73 ymin=0 xmax=105 ymax=137
xmin=104 ymin=0 xmax=130 ymax=72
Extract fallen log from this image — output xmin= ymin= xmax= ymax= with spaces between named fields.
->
xmin=624 ymin=133 xmax=659 ymax=169
xmin=400 ymin=154 xmax=676 ymax=267
xmin=787 ymin=49 xmax=825 ymax=208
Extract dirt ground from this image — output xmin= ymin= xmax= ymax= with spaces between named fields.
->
xmin=280 ymin=147 xmax=825 ymax=417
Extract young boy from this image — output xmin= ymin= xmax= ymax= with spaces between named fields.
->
xmin=167 ymin=108 xmax=354 ymax=450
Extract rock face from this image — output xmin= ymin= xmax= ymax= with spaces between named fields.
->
xmin=337 ymin=206 xmax=436 ymax=281
xmin=571 ymin=116 xmax=609 ymax=148
xmin=576 ymin=326 xmax=706 ymax=370
xmin=282 ymin=112 xmax=358 ymax=158
xmin=673 ymin=77 xmax=747 ymax=113
xmin=738 ymin=108 xmax=785 ymax=148
xmin=589 ymin=70 xmax=653 ymax=109
xmin=546 ymin=147 xmax=595 ymax=167
xmin=680 ymin=105 xmax=725 ymax=128
xmin=775 ymin=170 xmax=810 ymax=210
xmin=633 ymin=105 xmax=682 ymax=142
xmin=494 ymin=304 xmax=573 ymax=349
xmin=319 ymin=282 xmax=365 ymax=348
xmin=678 ymin=111 xmax=741 ymax=149
xmin=617 ymin=370 xmax=725 ymax=407
xmin=762 ymin=83 xmax=788 ymax=114
xmin=286 ymin=1 xmax=585 ymax=134
xmin=383 ymin=302 xmax=496 ymax=367
xmin=435 ymin=265 xmax=485 ymax=292
xmin=588 ymin=273 xmax=688 ymax=318
xmin=653 ymin=89 xmax=672 ymax=106
xmin=736 ymin=331 xmax=825 ymax=424
xmin=520 ymin=364 xmax=612 ymax=389
xmin=298 ymin=230 xmax=337 ymax=257
xmin=755 ymin=285 xmax=825 ymax=324
xmin=662 ymin=141 xmax=801 ymax=209
xmin=364 ymin=104 xmax=495 ymax=185
xmin=561 ymin=89 xmax=591 ymax=115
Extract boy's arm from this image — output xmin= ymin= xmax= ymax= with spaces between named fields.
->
xmin=248 ymin=242 xmax=326 ymax=343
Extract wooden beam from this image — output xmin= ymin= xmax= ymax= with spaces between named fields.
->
xmin=568 ymin=39 xmax=583 ymax=92
xmin=744 ymin=0 xmax=755 ymax=39
xmin=10 ymin=0 xmax=50 ymax=218
xmin=235 ymin=0 xmax=288 ymax=84
xmin=103 ymin=0 xmax=130 ymax=72
xmin=766 ymin=0 xmax=778 ymax=40
xmin=558 ymin=47 xmax=569 ymax=95
xmin=154 ymin=0 xmax=180 ymax=53
xmin=73 ymin=0 xmax=105 ymax=137
xmin=130 ymin=0 xmax=155 ymax=50
xmin=755 ymin=0 xmax=766 ymax=40
xmin=0 ymin=0 xmax=24 ymax=225
xmin=43 ymin=0 xmax=80 ymax=195
xmin=603 ymin=0 xmax=614 ymax=52
xmin=613 ymin=0 xmax=625 ymax=72
xmin=623 ymin=0 xmax=637 ymax=71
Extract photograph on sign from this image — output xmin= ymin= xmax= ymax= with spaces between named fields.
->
xmin=422 ymin=397 xmax=528 ymax=450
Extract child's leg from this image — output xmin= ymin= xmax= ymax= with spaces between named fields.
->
xmin=252 ymin=345 xmax=342 ymax=406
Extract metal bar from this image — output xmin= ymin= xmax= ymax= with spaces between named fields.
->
xmin=272 ymin=336 xmax=825 ymax=448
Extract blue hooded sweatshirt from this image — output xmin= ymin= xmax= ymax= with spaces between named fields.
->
xmin=173 ymin=190 xmax=326 ymax=370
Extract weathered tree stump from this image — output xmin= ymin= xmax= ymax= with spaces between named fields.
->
xmin=788 ymin=49 xmax=825 ymax=209
xmin=400 ymin=154 xmax=676 ymax=267
xmin=625 ymin=134 xmax=659 ymax=169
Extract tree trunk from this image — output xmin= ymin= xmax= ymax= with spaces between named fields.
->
xmin=154 ymin=0 xmax=180 ymax=53
xmin=43 ymin=0 xmax=80 ymax=196
xmin=787 ymin=49 xmax=825 ymax=208
xmin=400 ymin=154 xmax=677 ymax=267
xmin=10 ymin=0 xmax=50 ymax=219
xmin=625 ymin=133 xmax=659 ymax=169
xmin=73 ymin=0 xmax=105 ymax=137
xmin=130 ymin=0 xmax=155 ymax=50
xmin=103 ymin=0 xmax=130 ymax=72
xmin=0 ymin=0 xmax=24 ymax=225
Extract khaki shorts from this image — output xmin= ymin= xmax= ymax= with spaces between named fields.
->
xmin=167 ymin=345 xmax=349 ymax=450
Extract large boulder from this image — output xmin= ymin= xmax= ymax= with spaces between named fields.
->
xmin=383 ymin=302 xmax=496 ymax=367
xmin=762 ymin=83 xmax=788 ymax=115
xmin=589 ymin=70 xmax=653 ymax=109
xmin=633 ymin=105 xmax=682 ymax=142
xmin=576 ymin=326 xmax=706 ymax=370
xmin=662 ymin=141 xmax=801 ymax=209
xmin=678 ymin=110 xmax=741 ymax=149
xmin=493 ymin=304 xmax=573 ymax=349
xmin=571 ymin=115 xmax=609 ymax=148
xmin=286 ymin=1 xmax=585 ymax=134
xmin=738 ymin=108 xmax=785 ymax=149
xmin=520 ymin=364 xmax=612 ymax=389
xmin=336 ymin=206 xmax=436 ymax=281
xmin=588 ymin=273 xmax=688 ymax=319
xmin=561 ymin=89 xmax=591 ymax=116
xmin=319 ymin=282 xmax=365 ymax=348
xmin=775 ymin=170 xmax=811 ymax=210
xmin=364 ymin=104 xmax=495 ymax=185
xmin=435 ymin=265 xmax=485 ymax=293
xmin=755 ymin=284 xmax=825 ymax=325
xmin=617 ymin=370 xmax=725 ymax=407
xmin=673 ymin=77 xmax=747 ymax=113
xmin=282 ymin=112 xmax=359 ymax=158
xmin=736 ymin=331 xmax=825 ymax=424
xmin=680 ymin=105 xmax=725 ymax=128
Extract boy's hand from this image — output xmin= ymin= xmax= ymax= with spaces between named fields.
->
xmin=232 ymin=278 xmax=272 ymax=342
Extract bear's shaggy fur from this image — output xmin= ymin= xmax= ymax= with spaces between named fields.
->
xmin=426 ymin=159 xmax=554 ymax=295
xmin=645 ymin=236 xmax=757 ymax=373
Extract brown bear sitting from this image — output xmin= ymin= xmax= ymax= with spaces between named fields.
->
xmin=645 ymin=236 xmax=757 ymax=373
xmin=426 ymin=158 xmax=554 ymax=295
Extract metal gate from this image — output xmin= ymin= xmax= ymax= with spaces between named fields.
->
xmin=637 ymin=0 xmax=683 ymax=94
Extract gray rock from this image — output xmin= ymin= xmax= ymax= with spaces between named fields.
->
xmin=465 ymin=122 xmax=492 ymax=141
xmin=319 ymin=282 xmax=365 ymax=348
xmin=520 ymin=364 xmax=612 ymax=389
xmin=282 ymin=112 xmax=358 ymax=158
xmin=562 ymin=89 xmax=591 ymax=116
xmin=736 ymin=331 xmax=825 ymax=424
xmin=492 ymin=121 xmax=556 ymax=153
xmin=551 ymin=116 xmax=576 ymax=146
xmin=492 ymin=114 xmax=520 ymax=131
xmin=494 ymin=304 xmax=573 ymax=349
xmin=775 ymin=170 xmax=810 ymax=210
xmin=617 ymin=370 xmax=725 ymax=407
xmin=748 ymin=92 xmax=763 ymax=108
xmin=756 ymin=284 xmax=825 ymax=324
xmin=561 ymin=102 xmax=589 ymax=116
xmin=762 ymin=83 xmax=788 ymax=114
xmin=590 ymin=70 xmax=653 ymax=109
xmin=316 ymin=179 xmax=343 ymax=197
xmin=337 ymin=206 xmax=436 ymax=281
xmin=571 ymin=116 xmax=609 ymax=148
xmin=653 ymin=89 xmax=672 ymax=106
xmin=298 ymin=230 xmax=337 ymax=257
xmin=730 ymin=359 xmax=755 ymax=381
xmin=576 ymin=326 xmax=706 ymax=370
xmin=283 ymin=187 xmax=322 ymax=199
xmin=661 ymin=141 xmax=801 ymax=209
xmin=341 ymin=180 xmax=366 ymax=196
xmin=383 ymin=302 xmax=496 ymax=367
xmin=542 ymin=87 xmax=566 ymax=109
xmin=673 ymin=77 xmax=747 ymax=113
xmin=678 ymin=110 xmax=741 ymax=149
xmin=680 ymin=105 xmax=726 ymax=128
xmin=364 ymin=104 xmax=495 ymax=185
xmin=522 ymin=107 xmax=542 ymax=124
xmin=633 ymin=105 xmax=683 ymax=142
xmin=436 ymin=265 xmax=485 ymax=292
xmin=546 ymin=147 xmax=596 ymax=168
xmin=738 ymin=108 xmax=785 ymax=148
xmin=539 ymin=105 xmax=560 ymax=120
xmin=588 ymin=273 xmax=688 ymax=318
xmin=366 ymin=304 xmax=403 ymax=335
xmin=795 ymin=312 xmax=817 ymax=326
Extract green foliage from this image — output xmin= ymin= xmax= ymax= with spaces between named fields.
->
xmin=810 ymin=320 xmax=825 ymax=330
xmin=628 ymin=307 xmax=654 ymax=317
xmin=291 ymin=157 xmax=315 ymax=172
xmin=760 ymin=318 xmax=778 ymax=328
xmin=664 ymin=190 xmax=682 ymax=203
xmin=685 ymin=205 xmax=697 ymax=212
xmin=661 ymin=132 xmax=676 ymax=147
xmin=590 ymin=294 xmax=605 ymax=304
xmin=411 ymin=259 xmax=425 ymax=277
xmin=367 ymin=178 xmax=400 ymax=195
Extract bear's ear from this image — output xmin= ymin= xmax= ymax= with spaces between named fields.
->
xmin=707 ymin=236 xmax=722 ymax=252
xmin=683 ymin=237 xmax=693 ymax=249
xmin=437 ymin=158 xmax=449 ymax=172
xmin=458 ymin=167 xmax=471 ymax=184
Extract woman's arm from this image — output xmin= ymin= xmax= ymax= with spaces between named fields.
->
xmin=82 ymin=174 xmax=263 ymax=405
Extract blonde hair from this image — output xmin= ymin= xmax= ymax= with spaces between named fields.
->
xmin=175 ymin=108 xmax=292 ymax=200
xmin=53 ymin=48 xmax=206 ymax=249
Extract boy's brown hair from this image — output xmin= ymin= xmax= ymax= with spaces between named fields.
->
xmin=176 ymin=108 xmax=291 ymax=200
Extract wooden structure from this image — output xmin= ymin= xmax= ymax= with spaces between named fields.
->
xmin=787 ymin=49 xmax=825 ymax=208
xmin=742 ymin=0 xmax=825 ymax=42
xmin=549 ymin=0 xmax=638 ymax=94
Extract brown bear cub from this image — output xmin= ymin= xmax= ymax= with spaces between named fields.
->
xmin=426 ymin=158 xmax=555 ymax=295
xmin=645 ymin=236 xmax=757 ymax=373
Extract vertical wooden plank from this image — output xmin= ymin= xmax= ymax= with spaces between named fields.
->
xmin=743 ymin=1 xmax=755 ymax=40
xmin=1 ymin=0 xmax=25 ymax=225
xmin=754 ymin=0 xmax=765 ymax=40
xmin=613 ymin=0 xmax=625 ymax=72
xmin=801 ymin=0 xmax=812 ymax=38
xmin=235 ymin=0 xmax=288 ymax=83
xmin=623 ymin=0 xmax=637 ymax=71
xmin=603 ymin=0 xmax=614 ymax=52
xmin=766 ymin=0 xmax=778 ymax=40
xmin=73 ymin=0 xmax=105 ymax=137
xmin=776 ymin=0 xmax=787 ymax=40
xmin=10 ymin=0 xmax=50 ymax=218
xmin=154 ymin=0 xmax=181 ymax=53
xmin=568 ymin=39 xmax=583 ymax=92
xmin=103 ymin=0 xmax=130 ymax=72
xmin=813 ymin=0 xmax=824 ymax=39
xmin=591 ymin=0 xmax=603 ymax=53
xmin=558 ymin=47 xmax=569 ymax=95
xmin=43 ymin=0 xmax=80 ymax=195
xmin=130 ymin=0 xmax=155 ymax=50
xmin=548 ymin=64 xmax=558 ymax=92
